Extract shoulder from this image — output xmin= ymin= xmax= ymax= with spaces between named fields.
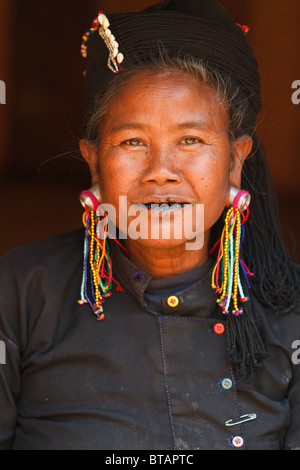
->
xmin=252 ymin=287 xmax=300 ymax=357
xmin=253 ymin=261 xmax=300 ymax=325
xmin=0 ymin=229 xmax=85 ymax=275
xmin=0 ymin=229 xmax=86 ymax=356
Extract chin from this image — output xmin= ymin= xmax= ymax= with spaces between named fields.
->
xmin=126 ymin=234 xmax=205 ymax=252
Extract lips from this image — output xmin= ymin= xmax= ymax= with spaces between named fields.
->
xmin=134 ymin=196 xmax=192 ymax=205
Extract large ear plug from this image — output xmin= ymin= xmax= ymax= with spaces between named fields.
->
xmin=79 ymin=184 xmax=102 ymax=211
xmin=229 ymin=187 xmax=251 ymax=211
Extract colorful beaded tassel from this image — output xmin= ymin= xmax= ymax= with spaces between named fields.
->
xmin=211 ymin=201 xmax=254 ymax=316
xmin=78 ymin=208 xmax=123 ymax=320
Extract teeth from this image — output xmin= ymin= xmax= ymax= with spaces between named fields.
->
xmin=152 ymin=204 xmax=177 ymax=211
xmin=135 ymin=202 xmax=189 ymax=211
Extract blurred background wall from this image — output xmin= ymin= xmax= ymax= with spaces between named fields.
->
xmin=0 ymin=0 xmax=299 ymax=262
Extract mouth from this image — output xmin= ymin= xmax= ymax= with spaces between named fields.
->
xmin=134 ymin=201 xmax=192 ymax=211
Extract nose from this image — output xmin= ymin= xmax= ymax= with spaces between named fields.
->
xmin=141 ymin=147 xmax=182 ymax=186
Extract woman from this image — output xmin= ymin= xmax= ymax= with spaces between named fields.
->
xmin=0 ymin=0 xmax=299 ymax=450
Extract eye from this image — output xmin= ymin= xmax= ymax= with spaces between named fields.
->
xmin=122 ymin=138 xmax=144 ymax=147
xmin=179 ymin=137 xmax=203 ymax=145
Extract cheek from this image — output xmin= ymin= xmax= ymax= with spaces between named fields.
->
xmin=191 ymin=156 xmax=231 ymax=227
xmin=193 ymin=147 xmax=231 ymax=186
xmin=202 ymin=186 xmax=228 ymax=232
xmin=97 ymin=153 xmax=137 ymax=202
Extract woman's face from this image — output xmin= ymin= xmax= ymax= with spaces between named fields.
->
xmin=81 ymin=69 xmax=252 ymax=256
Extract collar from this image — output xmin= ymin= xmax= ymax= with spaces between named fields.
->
xmin=110 ymin=241 xmax=219 ymax=318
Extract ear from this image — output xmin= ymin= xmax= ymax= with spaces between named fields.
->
xmin=229 ymin=134 xmax=253 ymax=189
xmin=79 ymin=139 xmax=99 ymax=185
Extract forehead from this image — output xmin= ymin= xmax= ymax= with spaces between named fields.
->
xmin=100 ymin=69 xmax=229 ymax=133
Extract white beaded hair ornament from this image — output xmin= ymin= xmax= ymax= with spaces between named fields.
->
xmin=81 ymin=11 xmax=124 ymax=74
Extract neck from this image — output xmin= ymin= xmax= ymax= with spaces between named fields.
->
xmin=123 ymin=236 xmax=210 ymax=279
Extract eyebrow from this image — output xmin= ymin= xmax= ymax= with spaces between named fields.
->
xmin=175 ymin=121 xmax=212 ymax=131
xmin=110 ymin=120 xmax=212 ymax=133
xmin=110 ymin=123 xmax=146 ymax=133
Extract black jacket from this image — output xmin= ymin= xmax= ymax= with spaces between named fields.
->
xmin=0 ymin=229 xmax=299 ymax=450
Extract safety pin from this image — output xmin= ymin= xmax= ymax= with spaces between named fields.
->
xmin=225 ymin=413 xmax=257 ymax=427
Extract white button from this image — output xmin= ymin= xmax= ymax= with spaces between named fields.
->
xmin=232 ymin=436 xmax=244 ymax=448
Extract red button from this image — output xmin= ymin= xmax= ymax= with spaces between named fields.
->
xmin=214 ymin=323 xmax=225 ymax=334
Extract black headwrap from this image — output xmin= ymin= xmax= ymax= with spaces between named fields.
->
xmin=83 ymin=0 xmax=261 ymax=122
